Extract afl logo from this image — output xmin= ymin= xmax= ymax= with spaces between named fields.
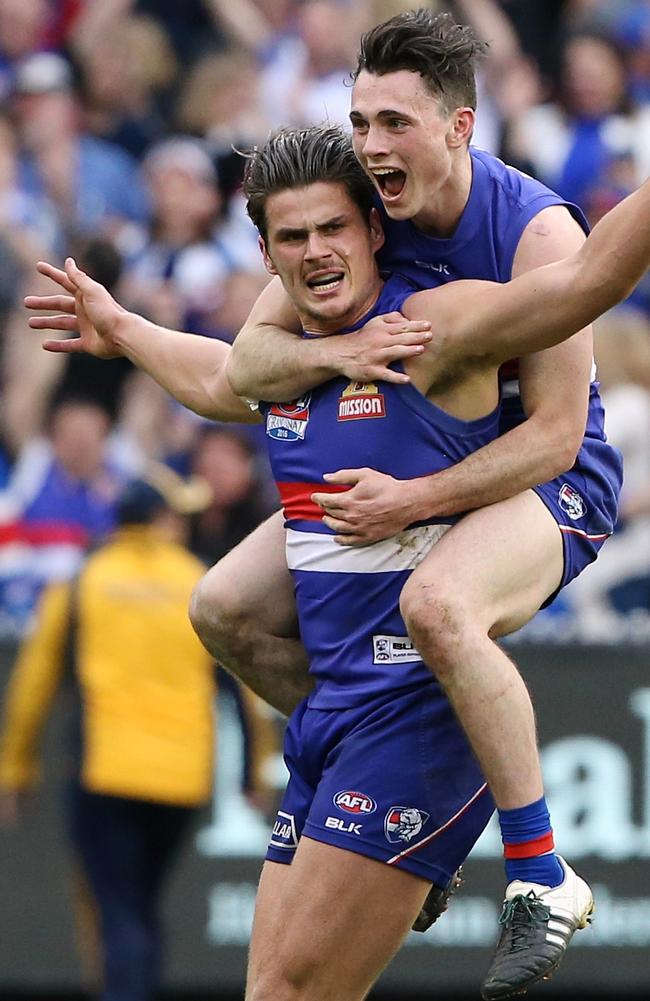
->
xmin=267 ymin=393 xmax=311 ymax=441
xmin=333 ymin=790 xmax=377 ymax=815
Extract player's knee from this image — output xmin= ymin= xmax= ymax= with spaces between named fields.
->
xmin=400 ymin=577 xmax=469 ymax=670
xmin=247 ymin=954 xmax=319 ymax=1001
xmin=189 ymin=567 xmax=249 ymax=662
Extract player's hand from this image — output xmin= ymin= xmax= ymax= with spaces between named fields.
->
xmin=24 ymin=258 xmax=127 ymax=359
xmin=333 ymin=312 xmax=432 ymax=385
xmin=312 ymin=468 xmax=421 ymax=545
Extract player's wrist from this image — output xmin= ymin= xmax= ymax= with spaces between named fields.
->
xmin=112 ymin=309 xmax=156 ymax=360
xmin=409 ymin=472 xmax=460 ymax=521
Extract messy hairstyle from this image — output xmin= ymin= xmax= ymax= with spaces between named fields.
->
xmin=353 ymin=8 xmax=487 ymax=113
xmin=243 ymin=125 xmax=375 ymax=241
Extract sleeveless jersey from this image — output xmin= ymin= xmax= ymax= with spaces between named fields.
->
xmin=375 ymin=147 xmax=606 ymax=438
xmin=262 ymin=276 xmax=500 ymax=709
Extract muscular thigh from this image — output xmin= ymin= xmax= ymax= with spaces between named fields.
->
xmin=247 ymin=839 xmax=428 ymax=1001
xmin=200 ymin=511 xmax=298 ymax=637
xmin=408 ymin=490 xmax=564 ymax=636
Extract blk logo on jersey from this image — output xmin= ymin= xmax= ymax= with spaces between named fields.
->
xmin=333 ymin=790 xmax=377 ymax=815
xmin=267 ymin=394 xmax=311 ymax=441
xmin=269 ymin=810 xmax=299 ymax=849
xmin=559 ymin=483 xmax=586 ymax=520
xmin=338 ymin=381 xmax=386 ymax=422
xmin=384 ymin=806 xmax=430 ymax=844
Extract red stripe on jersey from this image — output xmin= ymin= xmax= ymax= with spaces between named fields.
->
xmin=277 ymin=482 xmax=349 ymax=522
xmin=0 ymin=521 xmax=89 ymax=547
xmin=503 ymin=831 xmax=555 ymax=859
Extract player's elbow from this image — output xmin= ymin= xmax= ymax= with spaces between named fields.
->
xmin=538 ymin=420 xmax=582 ymax=478
xmin=225 ymin=342 xmax=252 ymax=398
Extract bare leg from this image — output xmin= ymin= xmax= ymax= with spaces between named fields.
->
xmin=189 ymin=513 xmax=313 ymax=716
xmin=400 ymin=491 xmax=563 ymax=810
xmin=247 ymin=838 xmax=430 ymax=1001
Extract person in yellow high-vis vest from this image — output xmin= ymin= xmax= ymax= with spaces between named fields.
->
xmin=0 ymin=471 xmax=218 ymax=1001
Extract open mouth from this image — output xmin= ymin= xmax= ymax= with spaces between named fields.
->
xmin=372 ymin=167 xmax=406 ymax=199
xmin=306 ymin=270 xmax=345 ymax=294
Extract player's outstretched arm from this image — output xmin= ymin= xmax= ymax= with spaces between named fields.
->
xmin=25 ymin=259 xmax=259 ymax=424
xmin=416 ymin=175 xmax=650 ymax=366
xmin=227 ymin=275 xmax=432 ymax=400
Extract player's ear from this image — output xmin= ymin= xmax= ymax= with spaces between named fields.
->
xmin=447 ymin=107 xmax=475 ymax=149
xmin=369 ymin=208 xmax=385 ymax=253
xmin=259 ymin=236 xmax=278 ymax=276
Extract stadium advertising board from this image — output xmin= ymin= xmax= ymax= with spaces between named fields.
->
xmin=1 ymin=645 xmax=649 ymax=995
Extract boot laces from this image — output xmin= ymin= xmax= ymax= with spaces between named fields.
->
xmin=499 ymin=891 xmax=551 ymax=952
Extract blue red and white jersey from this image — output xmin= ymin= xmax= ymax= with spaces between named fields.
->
xmin=261 ymin=276 xmax=500 ymax=709
xmin=375 ymin=147 xmax=607 ymax=439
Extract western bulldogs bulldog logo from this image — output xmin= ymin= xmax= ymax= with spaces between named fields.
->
xmin=267 ymin=394 xmax=311 ymax=441
xmin=558 ymin=483 xmax=586 ymax=520
xmin=384 ymin=806 xmax=430 ymax=844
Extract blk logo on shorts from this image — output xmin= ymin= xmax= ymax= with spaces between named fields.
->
xmin=384 ymin=806 xmax=430 ymax=844
xmin=558 ymin=483 xmax=586 ymax=520
xmin=333 ymin=790 xmax=377 ymax=815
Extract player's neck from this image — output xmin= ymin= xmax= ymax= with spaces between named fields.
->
xmin=411 ymin=148 xmax=473 ymax=238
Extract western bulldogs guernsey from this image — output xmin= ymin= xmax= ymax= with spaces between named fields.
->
xmin=376 ymin=147 xmax=623 ymax=591
xmin=263 ymin=276 xmax=495 ymax=882
xmin=377 ymin=147 xmax=596 ymax=430
xmin=263 ymin=275 xmax=500 ymax=710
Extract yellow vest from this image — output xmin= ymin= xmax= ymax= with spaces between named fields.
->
xmin=0 ymin=526 xmax=216 ymax=807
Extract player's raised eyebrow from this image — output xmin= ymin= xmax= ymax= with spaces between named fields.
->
xmin=274 ymin=215 xmax=348 ymax=241
xmin=350 ymin=108 xmax=414 ymax=122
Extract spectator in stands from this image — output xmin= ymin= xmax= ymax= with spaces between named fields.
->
xmin=613 ymin=1 xmax=650 ymax=102
xmin=515 ymin=28 xmax=650 ymax=218
xmin=75 ymin=13 xmax=177 ymax=159
xmin=188 ymin=427 xmax=277 ymax=567
xmin=0 ymin=396 xmax=126 ymax=637
xmin=12 ymin=51 xmax=149 ymax=241
xmin=260 ymin=0 xmax=363 ymax=129
xmin=125 ymin=136 xmax=230 ymax=334
xmin=0 ymin=0 xmax=52 ymax=99
xmin=0 ymin=468 xmax=218 ymax=1001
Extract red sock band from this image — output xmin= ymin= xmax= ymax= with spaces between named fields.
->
xmin=503 ymin=831 xmax=555 ymax=859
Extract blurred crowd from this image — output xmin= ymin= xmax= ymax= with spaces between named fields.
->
xmin=0 ymin=0 xmax=648 ymax=638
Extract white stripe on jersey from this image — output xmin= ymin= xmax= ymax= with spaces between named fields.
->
xmin=285 ymin=523 xmax=452 ymax=575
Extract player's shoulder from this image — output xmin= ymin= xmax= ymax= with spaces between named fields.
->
xmin=470 ymin=147 xmax=558 ymax=208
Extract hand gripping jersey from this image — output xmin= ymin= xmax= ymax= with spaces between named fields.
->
xmin=262 ymin=275 xmax=500 ymax=710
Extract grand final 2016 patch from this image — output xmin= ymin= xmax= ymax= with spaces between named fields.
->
xmin=337 ymin=381 xmax=386 ymax=422
xmin=267 ymin=394 xmax=312 ymax=441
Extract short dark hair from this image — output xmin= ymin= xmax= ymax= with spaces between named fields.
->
xmin=243 ymin=125 xmax=375 ymax=241
xmin=353 ymin=8 xmax=487 ymax=113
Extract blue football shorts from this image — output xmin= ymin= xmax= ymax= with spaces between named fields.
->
xmin=534 ymin=434 xmax=624 ymax=599
xmin=266 ymin=682 xmax=495 ymax=887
